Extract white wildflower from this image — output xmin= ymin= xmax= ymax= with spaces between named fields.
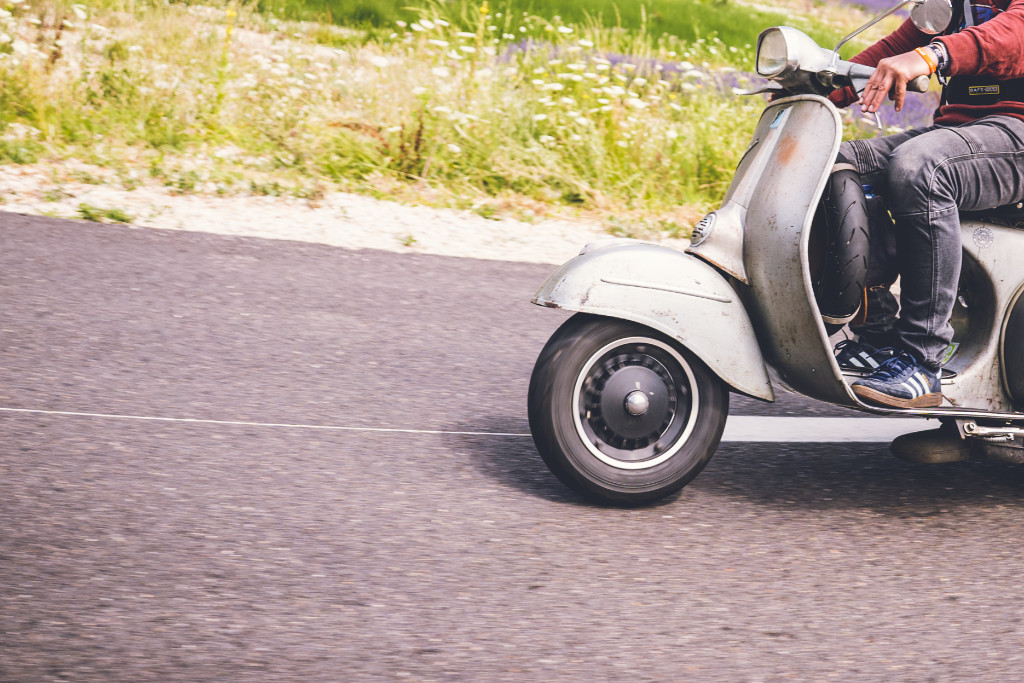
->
xmin=420 ymin=19 xmax=435 ymax=30
xmin=633 ymin=77 xmax=647 ymax=87
xmin=457 ymin=31 xmax=476 ymax=38
xmin=460 ymin=45 xmax=476 ymax=53
xmin=557 ymin=26 xmax=573 ymax=34
xmin=669 ymin=102 xmax=684 ymax=112
xmin=431 ymin=66 xmax=450 ymax=78
xmin=595 ymin=63 xmax=610 ymax=72
xmin=579 ymin=39 xmax=594 ymax=48
xmin=428 ymin=39 xmax=449 ymax=48
xmin=435 ymin=19 xmax=449 ymax=27
xmin=412 ymin=86 xmax=428 ymax=95
xmin=617 ymin=141 xmax=629 ymax=148
xmin=543 ymin=82 xmax=565 ymax=91
xmin=626 ymin=98 xmax=648 ymax=110
xmin=410 ymin=22 xmax=424 ymax=31
xmin=574 ymin=116 xmax=589 ymax=126
xmin=447 ymin=143 xmax=461 ymax=154
xmin=666 ymin=128 xmax=679 ymax=139
xmin=533 ymin=114 xmax=548 ymax=122
xmin=72 ymin=4 xmax=87 ymax=20
xmin=538 ymin=134 xmax=555 ymax=144
xmin=0 ymin=33 xmax=9 ymax=44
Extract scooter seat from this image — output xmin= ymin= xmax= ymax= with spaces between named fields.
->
xmin=961 ymin=201 xmax=1024 ymax=229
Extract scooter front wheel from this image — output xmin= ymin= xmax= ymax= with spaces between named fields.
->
xmin=528 ymin=314 xmax=729 ymax=506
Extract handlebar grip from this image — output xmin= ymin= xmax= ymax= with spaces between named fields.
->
xmin=907 ymin=74 xmax=930 ymax=93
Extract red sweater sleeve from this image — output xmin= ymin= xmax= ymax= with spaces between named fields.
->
xmin=848 ymin=19 xmax=932 ymax=67
xmin=936 ymin=0 xmax=1024 ymax=78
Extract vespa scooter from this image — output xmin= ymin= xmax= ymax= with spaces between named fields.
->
xmin=527 ymin=0 xmax=1024 ymax=505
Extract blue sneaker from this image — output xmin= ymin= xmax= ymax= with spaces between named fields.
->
xmin=834 ymin=339 xmax=897 ymax=376
xmin=852 ymin=351 xmax=943 ymax=408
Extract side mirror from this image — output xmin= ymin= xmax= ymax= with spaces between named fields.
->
xmin=910 ymin=0 xmax=953 ymax=34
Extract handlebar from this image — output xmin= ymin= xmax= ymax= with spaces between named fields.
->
xmin=907 ymin=74 xmax=930 ymax=93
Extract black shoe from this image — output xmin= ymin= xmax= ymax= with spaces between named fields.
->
xmin=834 ymin=339 xmax=897 ymax=376
xmin=852 ymin=350 xmax=943 ymax=409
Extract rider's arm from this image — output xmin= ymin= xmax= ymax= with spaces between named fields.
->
xmin=828 ymin=19 xmax=932 ymax=108
xmin=935 ymin=0 xmax=1024 ymax=78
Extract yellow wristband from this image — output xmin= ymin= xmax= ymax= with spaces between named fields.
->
xmin=915 ymin=46 xmax=937 ymax=75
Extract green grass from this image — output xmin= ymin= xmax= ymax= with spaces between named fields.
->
xmin=258 ymin=0 xmax=848 ymax=51
xmin=76 ymin=203 xmax=135 ymax=223
xmin=0 ymin=0 xmax=891 ymax=228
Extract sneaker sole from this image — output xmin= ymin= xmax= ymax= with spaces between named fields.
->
xmin=852 ymin=384 xmax=943 ymax=409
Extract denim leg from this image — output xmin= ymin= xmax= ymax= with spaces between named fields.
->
xmin=836 ymin=132 xmax=931 ymax=345
xmin=883 ymin=116 xmax=1024 ymax=370
xmin=854 ymin=287 xmax=900 ymax=348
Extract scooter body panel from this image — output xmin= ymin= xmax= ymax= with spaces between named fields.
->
xmin=532 ymin=240 xmax=775 ymax=401
xmin=945 ymin=220 xmax=1024 ymax=413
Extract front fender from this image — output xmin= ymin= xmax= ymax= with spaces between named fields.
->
xmin=533 ymin=240 xmax=774 ymax=401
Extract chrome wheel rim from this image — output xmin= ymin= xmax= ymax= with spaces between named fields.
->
xmin=572 ymin=337 xmax=700 ymax=471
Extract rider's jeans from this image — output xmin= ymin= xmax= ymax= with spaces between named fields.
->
xmin=837 ymin=115 xmax=1024 ymax=371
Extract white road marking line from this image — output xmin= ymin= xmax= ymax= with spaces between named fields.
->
xmin=0 ymin=407 xmax=932 ymax=443
xmin=0 ymin=407 xmax=528 ymax=438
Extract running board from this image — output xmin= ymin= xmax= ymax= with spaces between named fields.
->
xmin=847 ymin=394 xmax=1024 ymax=422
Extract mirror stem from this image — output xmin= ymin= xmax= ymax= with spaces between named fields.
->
xmin=829 ymin=0 xmax=919 ymax=68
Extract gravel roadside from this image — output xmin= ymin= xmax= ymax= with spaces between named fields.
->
xmin=0 ymin=165 xmax=690 ymax=265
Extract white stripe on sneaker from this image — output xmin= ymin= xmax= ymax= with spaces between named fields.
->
xmin=900 ymin=380 xmax=919 ymax=398
xmin=865 ymin=354 xmax=880 ymax=368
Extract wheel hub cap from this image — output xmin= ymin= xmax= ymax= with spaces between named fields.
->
xmin=625 ymin=390 xmax=650 ymax=416
xmin=573 ymin=338 xmax=698 ymax=469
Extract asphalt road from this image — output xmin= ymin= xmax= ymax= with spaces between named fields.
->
xmin=4 ymin=214 xmax=1024 ymax=681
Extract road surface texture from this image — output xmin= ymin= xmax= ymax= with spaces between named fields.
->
xmin=3 ymin=214 xmax=1024 ymax=681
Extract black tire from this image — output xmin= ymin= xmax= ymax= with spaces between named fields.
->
xmin=527 ymin=314 xmax=729 ymax=506
xmin=814 ymin=168 xmax=870 ymax=333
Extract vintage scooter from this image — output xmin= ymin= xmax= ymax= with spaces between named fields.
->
xmin=527 ymin=0 xmax=1024 ymax=505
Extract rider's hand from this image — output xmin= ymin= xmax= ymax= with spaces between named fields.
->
xmin=860 ymin=50 xmax=931 ymax=114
